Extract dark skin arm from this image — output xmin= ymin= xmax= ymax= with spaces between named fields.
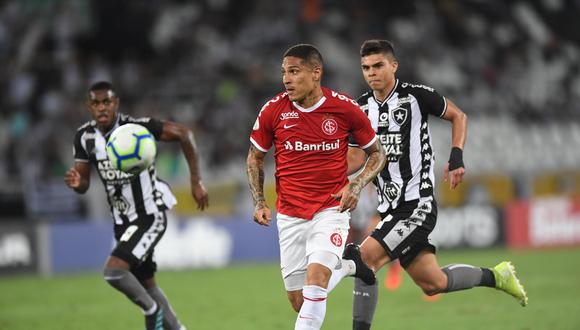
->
xmin=441 ymin=98 xmax=467 ymax=190
xmin=246 ymin=144 xmax=271 ymax=226
xmin=332 ymin=139 xmax=386 ymax=212
xmin=64 ymin=161 xmax=91 ymax=194
xmin=159 ymin=121 xmax=209 ymax=210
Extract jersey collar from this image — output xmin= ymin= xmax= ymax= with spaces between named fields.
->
xmin=373 ymin=79 xmax=398 ymax=106
xmin=103 ymin=113 xmax=122 ymax=138
xmin=292 ymin=96 xmax=326 ymax=113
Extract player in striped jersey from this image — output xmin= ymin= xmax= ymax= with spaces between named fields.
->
xmin=64 ymin=81 xmax=208 ymax=330
xmin=347 ymin=40 xmax=528 ymax=330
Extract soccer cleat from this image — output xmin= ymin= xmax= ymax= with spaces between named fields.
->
xmin=343 ymin=243 xmax=376 ymax=285
xmin=145 ymin=306 xmax=164 ymax=330
xmin=492 ymin=261 xmax=528 ymax=307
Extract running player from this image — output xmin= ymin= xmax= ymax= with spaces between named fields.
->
xmin=65 ymin=81 xmax=208 ymax=330
xmin=246 ymin=44 xmax=386 ymax=330
xmin=348 ymin=40 xmax=528 ymax=330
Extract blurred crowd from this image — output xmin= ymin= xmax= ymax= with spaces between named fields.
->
xmin=1 ymin=0 xmax=579 ymax=217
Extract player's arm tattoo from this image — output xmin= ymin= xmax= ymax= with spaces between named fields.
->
xmin=246 ymin=145 xmax=267 ymax=207
xmin=349 ymin=139 xmax=386 ymax=194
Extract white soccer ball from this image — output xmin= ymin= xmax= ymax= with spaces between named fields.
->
xmin=106 ymin=123 xmax=157 ymax=174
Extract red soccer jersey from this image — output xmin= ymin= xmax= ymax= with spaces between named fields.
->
xmin=250 ymin=87 xmax=377 ymax=219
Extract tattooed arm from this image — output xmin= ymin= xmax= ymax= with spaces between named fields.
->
xmin=246 ymin=144 xmax=272 ymax=226
xmin=333 ymin=139 xmax=386 ymax=212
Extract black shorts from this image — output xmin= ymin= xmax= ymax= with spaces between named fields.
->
xmin=112 ymin=211 xmax=167 ymax=281
xmin=370 ymin=199 xmax=437 ymax=268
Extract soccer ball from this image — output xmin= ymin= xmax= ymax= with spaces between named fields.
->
xmin=106 ymin=123 xmax=157 ymax=174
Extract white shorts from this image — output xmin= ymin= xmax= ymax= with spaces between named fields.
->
xmin=277 ymin=206 xmax=350 ymax=291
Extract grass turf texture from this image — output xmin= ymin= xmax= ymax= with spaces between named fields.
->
xmin=1 ymin=248 xmax=579 ymax=330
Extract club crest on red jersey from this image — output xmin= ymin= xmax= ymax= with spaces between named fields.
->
xmin=321 ymin=118 xmax=338 ymax=135
xmin=330 ymin=233 xmax=343 ymax=247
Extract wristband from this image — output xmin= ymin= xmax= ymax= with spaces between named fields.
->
xmin=448 ymin=147 xmax=464 ymax=171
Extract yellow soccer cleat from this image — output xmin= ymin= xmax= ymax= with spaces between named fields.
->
xmin=493 ymin=261 xmax=528 ymax=307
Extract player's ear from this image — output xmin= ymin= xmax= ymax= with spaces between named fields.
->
xmin=391 ymin=60 xmax=398 ymax=74
xmin=313 ymin=65 xmax=322 ymax=82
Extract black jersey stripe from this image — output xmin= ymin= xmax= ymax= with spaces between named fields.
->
xmin=375 ymin=96 xmax=393 ymax=207
xmin=130 ymin=175 xmax=146 ymax=215
xmin=397 ymin=97 xmax=414 ymax=203
xmin=419 ymin=116 xmax=434 ymax=198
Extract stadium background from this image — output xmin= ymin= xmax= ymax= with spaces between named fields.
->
xmin=1 ymin=1 xmax=579 ymax=329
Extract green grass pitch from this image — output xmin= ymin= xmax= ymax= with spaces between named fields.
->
xmin=1 ymin=248 xmax=579 ymax=329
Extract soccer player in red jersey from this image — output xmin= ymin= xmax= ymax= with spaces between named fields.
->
xmin=246 ymin=44 xmax=386 ymax=330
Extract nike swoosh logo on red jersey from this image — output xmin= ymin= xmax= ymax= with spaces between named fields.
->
xmin=284 ymin=123 xmax=298 ymax=129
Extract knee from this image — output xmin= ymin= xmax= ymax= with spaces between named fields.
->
xmin=103 ymin=267 xmax=126 ymax=287
xmin=305 ymin=270 xmax=331 ymax=287
xmin=360 ymin=246 xmax=381 ymax=272
xmin=306 ymin=252 xmax=336 ymax=287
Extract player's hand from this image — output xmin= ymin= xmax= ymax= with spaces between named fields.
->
xmin=64 ymin=168 xmax=81 ymax=189
xmin=331 ymin=183 xmax=361 ymax=212
xmin=443 ymin=163 xmax=465 ymax=190
xmin=253 ymin=201 xmax=272 ymax=226
xmin=191 ymin=180 xmax=209 ymax=211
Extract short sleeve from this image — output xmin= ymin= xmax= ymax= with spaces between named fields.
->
xmin=350 ymin=92 xmax=371 ymax=147
xmin=249 ymin=98 xmax=276 ymax=152
xmin=73 ymin=130 xmax=89 ymax=162
xmin=138 ymin=117 xmax=164 ymax=140
xmin=348 ymin=134 xmax=358 ymax=147
xmin=412 ymin=85 xmax=447 ymax=117
xmin=349 ymin=104 xmax=376 ymax=150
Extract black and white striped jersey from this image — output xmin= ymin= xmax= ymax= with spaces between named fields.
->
xmin=351 ymin=80 xmax=447 ymax=213
xmin=73 ymin=113 xmax=177 ymax=225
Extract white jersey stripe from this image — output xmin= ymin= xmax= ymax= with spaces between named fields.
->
xmin=73 ymin=114 xmax=176 ymax=226
xmin=250 ymin=137 xmax=269 ymax=152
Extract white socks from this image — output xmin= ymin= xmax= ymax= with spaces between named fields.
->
xmin=327 ymin=259 xmax=355 ymax=292
xmin=295 ymin=285 xmax=328 ymax=330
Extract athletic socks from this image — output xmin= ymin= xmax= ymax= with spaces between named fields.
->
xmin=327 ymin=259 xmax=356 ymax=292
xmin=441 ymin=264 xmax=496 ymax=292
xmin=480 ymin=268 xmax=496 ymax=287
xmin=295 ymin=285 xmax=328 ymax=330
xmin=147 ymin=286 xmax=183 ymax=330
xmin=351 ymin=263 xmax=496 ymax=329
xmin=103 ymin=267 xmax=156 ymax=312
xmin=352 ymin=278 xmax=378 ymax=330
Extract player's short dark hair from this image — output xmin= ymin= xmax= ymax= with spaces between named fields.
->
xmin=360 ymin=39 xmax=396 ymax=60
xmin=283 ymin=44 xmax=324 ymax=68
xmin=89 ymin=81 xmax=117 ymax=97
